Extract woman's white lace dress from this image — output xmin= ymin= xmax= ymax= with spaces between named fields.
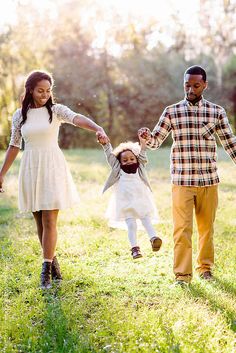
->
xmin=10 ymin=104 xmax=80 ymax=212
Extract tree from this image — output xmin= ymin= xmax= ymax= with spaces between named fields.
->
xmin=198 ymin=0 xmax=236 ymax=88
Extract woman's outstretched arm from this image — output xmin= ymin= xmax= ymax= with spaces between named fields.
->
xmin=73 ymin=114 xmax=107 ymax=136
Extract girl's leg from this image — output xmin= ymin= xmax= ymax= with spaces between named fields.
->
xmin=125 ymin=218 xmax=142 ymax=259
xmin=140 ymin=215 xmax=156 ymax=239
xmin=125 ymin=218 xmax=138 ymax=247
xmin=140 ymin=216 xmax=162 ymax=251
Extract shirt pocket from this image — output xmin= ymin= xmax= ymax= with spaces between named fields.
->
xmin=201 ymin=122 xmax=215 ymax=140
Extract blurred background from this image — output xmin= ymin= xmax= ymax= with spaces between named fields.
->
xmin=0 ymin=0 xmax=235 ymax=148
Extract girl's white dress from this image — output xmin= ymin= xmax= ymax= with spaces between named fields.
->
xmin=106 ymin=170 xmax=158 ymax=228
xmin=10 ymin=104 xmax=80 ymax=212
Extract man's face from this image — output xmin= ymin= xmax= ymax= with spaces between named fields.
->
xmin=184 ymin=74 xmax=208 ymax=101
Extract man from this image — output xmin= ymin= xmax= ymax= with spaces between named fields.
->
xmin=139 ymin=65 xmax=236 ymax=285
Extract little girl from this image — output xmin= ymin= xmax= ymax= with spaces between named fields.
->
xmin=97 ymin=132 xmax=162 ymax=259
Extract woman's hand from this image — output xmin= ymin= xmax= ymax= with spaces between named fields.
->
xmin=96 ymin=129 xmax=110 ymax=145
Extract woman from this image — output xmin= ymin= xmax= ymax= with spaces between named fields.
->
xmin=0 ymin=70 xmax=108 ymax=289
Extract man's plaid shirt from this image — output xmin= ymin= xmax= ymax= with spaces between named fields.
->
xmin=147 ymin=97 xmax=236 ymax=186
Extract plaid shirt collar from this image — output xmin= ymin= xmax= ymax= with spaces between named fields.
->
xmin=183 ymin=96 xmax=204 ymax=108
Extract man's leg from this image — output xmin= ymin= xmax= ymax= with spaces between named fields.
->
xmin=195 ymin=185 xmax=218 ymax=275
xmin=172 ymin=185 xmax=195 ymax=283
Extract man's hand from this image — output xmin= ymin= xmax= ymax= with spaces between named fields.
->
xmin=138 ymin=127 xmax=152 ymax=140
xmin=138 ymin=133 xmax=148 ymax=149
xmin=96 ymin=130 xmax=110 ymax=145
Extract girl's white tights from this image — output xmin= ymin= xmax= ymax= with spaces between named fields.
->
xmin=125 ymin=218 xmax=138 ymax=247
xmin=125 ymin=216 xmax=157 ymax=248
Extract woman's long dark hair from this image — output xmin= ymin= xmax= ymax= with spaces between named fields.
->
xmin=20 ymin=70 xmax=54 ymax=126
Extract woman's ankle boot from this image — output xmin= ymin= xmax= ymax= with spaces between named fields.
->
xmin=51 ymin=256 xmax=62 ymax=281
xmin=41 ymin=261 xmax=52 ymax=289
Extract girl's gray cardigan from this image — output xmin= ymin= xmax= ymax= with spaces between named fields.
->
xmin=102 ymin=143 xmax=152 ymax=193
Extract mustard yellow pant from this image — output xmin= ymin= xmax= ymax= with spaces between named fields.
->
xmin=172 ymin=185 xmax=218 ymax=283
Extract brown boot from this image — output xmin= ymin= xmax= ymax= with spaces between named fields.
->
xmin=200 ymin=271 xmax=213 ymax=281
xmin=41 ymin=261 xmax=52 ymax=289
xmin=51 ymin=256 xmax=62 ymax=281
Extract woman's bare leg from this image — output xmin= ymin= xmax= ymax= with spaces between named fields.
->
xmin=32 ymin=211 xmax=43 ymax=245
xmin=33 ymin=210 xmax=60 ymax=288
xmin=41 ymin=210 xmax=59 ymax=260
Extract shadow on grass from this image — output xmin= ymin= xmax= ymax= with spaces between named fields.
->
xmin=39 ymin=285 xmax=96 ymax=353
xmin=188 ymin=282 xmax=236 ymax=332
xmin=213 ymin=276 xmax=236 ymax=297
xmin=41 ymin=289 xmax=82 ymax=353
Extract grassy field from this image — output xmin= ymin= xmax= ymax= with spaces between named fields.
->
xmin=0 ymin=147 xmax=236 ymax=353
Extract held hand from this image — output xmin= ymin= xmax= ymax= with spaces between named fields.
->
xmin=0 ymin=174 xmax=4 ymax=193
xmin=96 ymin=130 xmax=110 ymax=145
xmin=138 ymin=127 xmax=151 ymax=140
xmin=138 ymin=133 xmax=148 ymax=147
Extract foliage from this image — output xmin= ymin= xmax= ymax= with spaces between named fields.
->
xmin=0 ymin=0 xmax=236 ymax=149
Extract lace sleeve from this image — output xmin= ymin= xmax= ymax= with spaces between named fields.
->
xmin=9 ymin=109 xmax=22 ymax=148
xmin=53 ymin=104 xmax=77 ymax=125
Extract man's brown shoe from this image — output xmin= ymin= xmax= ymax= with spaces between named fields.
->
xmin=200 ymin=271 xmax=213 ymax=280
xmin=174 ymin=280 xmax=190 ymax=287
xmin=150 ymin=236 xmax=162 ymax=251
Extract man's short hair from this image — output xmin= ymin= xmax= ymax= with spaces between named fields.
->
xmin=184 ymin=65 xmax=207 ymax=82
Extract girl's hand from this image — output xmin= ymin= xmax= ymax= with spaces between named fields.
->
xmin=138 ymin=127 xmax=151 ymax=140
xmin=0 ymin=174 xmax=4 ymax=193
xmin=96 ymin=130 xmax=110 ymax=145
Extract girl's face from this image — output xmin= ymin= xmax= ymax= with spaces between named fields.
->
xmin=120 ymin=150 xmax=137 ymax=165
xmin=31 ymin=79 xmax=52 ymax=108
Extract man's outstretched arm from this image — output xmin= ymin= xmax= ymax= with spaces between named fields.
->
xmin=138 ymin=108 xmax=172 ymax=149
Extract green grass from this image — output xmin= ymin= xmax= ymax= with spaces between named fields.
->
xmin=0 ymin=147 xmax=236 ymax=353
